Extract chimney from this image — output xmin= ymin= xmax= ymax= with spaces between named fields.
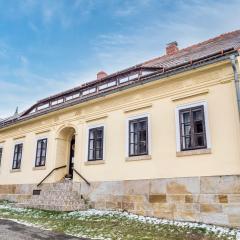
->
xmin=97 ymin=71 xmax=108 ymax=80
xmin=166 ymin=41 xmax=179 ymax=55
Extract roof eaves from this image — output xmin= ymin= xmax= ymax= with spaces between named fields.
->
xmin=0 ymin=49 xmax=237 ymax=131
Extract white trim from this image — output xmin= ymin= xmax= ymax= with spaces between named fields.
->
xmin=125 ymin=113 xmax=151 ymax=157
xmin=175 ymin=101 xmax=211 ymax=152
xmin=85 ymin=123 xmax=106 ymax=162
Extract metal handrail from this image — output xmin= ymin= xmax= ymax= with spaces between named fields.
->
xmin=73 ymin=168 xmax=90 ymax=186
xmin=37 ymin=165 xmax=66 ymax=187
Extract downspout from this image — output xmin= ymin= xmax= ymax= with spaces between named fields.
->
xmin=230 ymin=54 xmax=240 ymax=115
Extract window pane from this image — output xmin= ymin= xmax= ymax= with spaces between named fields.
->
xmin=183 ymin=124 xmax=191 ymax=136
xmin=97 ymin=129 xmax=103 ymax=138
xmin=194 ymin=121 xmax=204 ymax=133
xmin=89 ymin=130 xmax=94 ymax=140
xmin=139 ymin=130 xmax=146 ymax=142
xmin=96 ymin=150 xmax=102 ymax=159
xmin=130 ymin=143 xmax=135 ymax=155
xmin=182 ymin=112 xmax=190 ymax=123
xmin=195 ymin=135 xmax=205 ymax=147
xmin=193 ymin=109 xmax=203 ymax=121
xmin=183 ymin=136 xmax=192 ymax=149
xmin=96 ymin=139 xmax=102 ymax=149
xmin=139 ymin=142 xmax=146 ymax=154
xmin=89 ymin=149 xmax=94 ymax=160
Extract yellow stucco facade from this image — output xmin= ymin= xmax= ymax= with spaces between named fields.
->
xmin=0 ymin=59 xmax=240 ymax=185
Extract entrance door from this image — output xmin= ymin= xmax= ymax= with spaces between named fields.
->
xmin=68 ymin=136 xmax=75 ymax=179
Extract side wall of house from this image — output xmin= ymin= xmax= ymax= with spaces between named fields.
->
xmin=0 ymin=60 xmax=239 ymax=185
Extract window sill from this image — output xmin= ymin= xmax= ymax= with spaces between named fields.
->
xmin=176 ymin=148 xmax=211 ymax=157
xmin=126 ymin=155 xmax=151 ymax=161
xmin=10 ymin=169 xmax=21 ymax=173
xmin=32 ymin=166 xmax=46 ymax=170
xmin=84 ymin=160 xmax=105 ymax=165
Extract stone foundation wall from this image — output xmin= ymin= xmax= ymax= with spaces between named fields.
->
xmin=78 ymin=175 xmax=240 ymax=228
xmin=0 ymin=175 xmax=239 ymax=228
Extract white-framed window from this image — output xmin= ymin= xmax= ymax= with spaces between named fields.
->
xmin=126 ymin=114 xmax=151 ymax=157
xmin=0 ymin=146 xmax=3 ymax=167
xmin=86 ymin=124 xmax=105 ymax=161
xmin=175 ymin=101 xmax=211 ymax=152
xmin=35 ymin=138 xmax=48 ymax=167
xmin=12 ymin=143 xmax=23 ymax=169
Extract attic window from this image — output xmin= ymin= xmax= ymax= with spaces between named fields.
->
xmin=128 ymin=73 xmax=139 ymax=80
xmin=119 ymin=73 xmax=139 ymax=84
xmin=141 ymin=70 xmax=155 ymax=76
xmin=38 ymin=103 xmax=49 ymax=111
xmin=82 ymin=87 xmax=96 ymax=96
xmin=119 ymin=76 xmax=129 ymax=84
xmin=29 ymin=108 xmax=36 ymax=114
xmin=99 ymin=81 xmax=117 ymax=90
xmin=65 ymin=93 xmax=80 ymax=101
xmin=52 ymin=98 xmax=64 ymax=106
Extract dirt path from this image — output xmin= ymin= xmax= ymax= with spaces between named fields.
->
xmin=0 ymin=219 xmax=90 ymax=240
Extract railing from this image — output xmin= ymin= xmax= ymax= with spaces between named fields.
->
xmin=37 ymin=165 xmax=66 ymax=187
xmin=73 ymin=168 xmax=90 ymax=186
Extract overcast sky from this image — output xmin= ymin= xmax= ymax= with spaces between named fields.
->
xmin=0 ymin=0 xmax=240 ymax=118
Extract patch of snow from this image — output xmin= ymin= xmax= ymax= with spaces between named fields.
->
xmin=67 ymin=209 xmax=240 ymax=238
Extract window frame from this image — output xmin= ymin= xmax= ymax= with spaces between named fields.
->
xmin=35 ymin=138 xmax=48 ymax=167
xmin=87 ymin=125 xmax=105 ymax=161
xmin=126 ymin=114 xmax=151 ymax=157
xmin=0 ymin=147 xmax=3 ymax=167
xmin=175 ymin=101 xmax=211 ymax=152
xmin=12 ymin=143 xmax=23 ymax=170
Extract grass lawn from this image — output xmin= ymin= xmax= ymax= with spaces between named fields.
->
xmin=0 ymin=200 xmax=239 ymax=240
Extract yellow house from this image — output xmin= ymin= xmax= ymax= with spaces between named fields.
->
xmin=0 ymin=30 xmax=240 ymax=227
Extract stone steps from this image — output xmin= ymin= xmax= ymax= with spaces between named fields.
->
xmin=14 ymin=180 xmax=88 ymax=212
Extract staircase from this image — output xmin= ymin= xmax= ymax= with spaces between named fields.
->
xmin=15 ymin=180 xmax=88 ymax=212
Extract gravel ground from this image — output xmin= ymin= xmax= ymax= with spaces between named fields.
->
xmin=0 ymin=219 xmax=90 ymax=240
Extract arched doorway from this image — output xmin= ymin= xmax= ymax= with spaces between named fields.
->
xmin=55 ymin=126 xmax=76 ymax=180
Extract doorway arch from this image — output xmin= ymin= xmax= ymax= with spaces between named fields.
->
xmin=55 ymin=126 xmax=76 ymax=179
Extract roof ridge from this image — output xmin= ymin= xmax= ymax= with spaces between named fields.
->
xmin=142 ymin=29 xmax=240 ymax=66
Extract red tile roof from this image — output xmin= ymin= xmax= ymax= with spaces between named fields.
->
xmin=142 ymin=30 xmax=240 ymax=68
